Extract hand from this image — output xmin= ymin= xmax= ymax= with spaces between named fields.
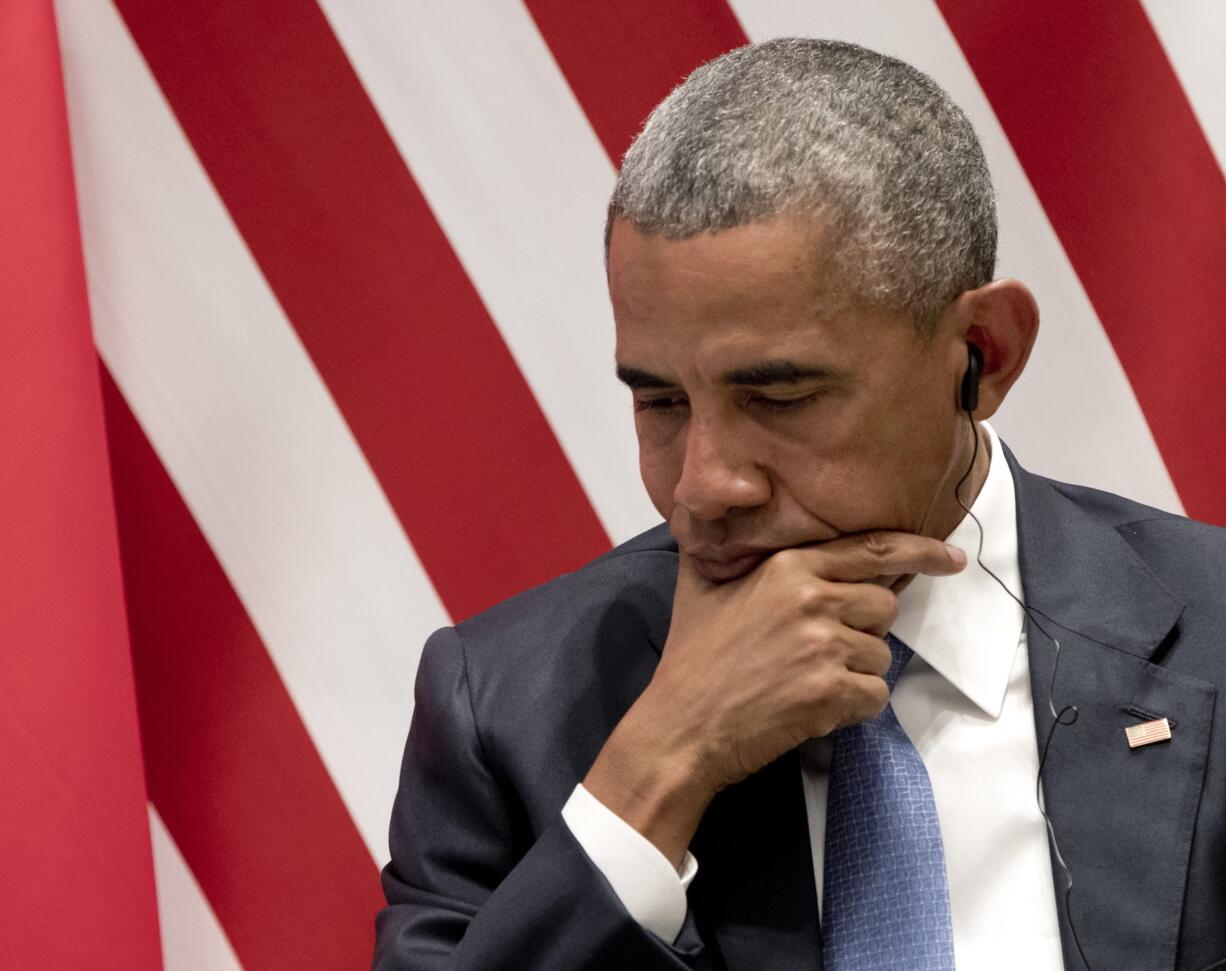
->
xmin=582 ymin=531 xmax=966 ymax=867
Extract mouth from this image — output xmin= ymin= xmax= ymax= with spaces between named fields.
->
xmin=685 ymin=547 xmax=775 ymax=583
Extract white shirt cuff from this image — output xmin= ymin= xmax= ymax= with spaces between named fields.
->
xmin=561 ymin=783 xmax=698 ymax=944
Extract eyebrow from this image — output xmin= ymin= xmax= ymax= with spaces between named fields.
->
xmin=616 ymin=360 xmax=839 ymax=389
xmin=719 ymin=360 xmax=840 ymax=386
xmin=616 ymin=366 xmax=676 ymax=390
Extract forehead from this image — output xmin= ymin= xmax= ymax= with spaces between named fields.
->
xmin=609 ymin=216 xmax=894 ymax=372
xmin=609 ymin=216 xmax=828 ymax=321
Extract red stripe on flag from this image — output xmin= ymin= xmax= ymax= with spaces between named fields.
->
xmin=936 ymin=0 xmax=1226 ymax=525
xmin=524 ymin=0 xmax=748 ymax=163
xmin=0 ymin=4 xmax=162 ymax=966
xmin=113 ymin=0 xmax=611 ymax=622
xmin=101 ymin=370 xmax=383 ymax=969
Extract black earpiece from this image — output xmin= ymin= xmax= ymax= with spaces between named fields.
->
xmin=960 ymin=342 xmax=984 ymax=414
xmin=951 ymin=338 xmax=1097 ymax=970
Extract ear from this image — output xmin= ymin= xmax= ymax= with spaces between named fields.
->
xmin=948 ymin=279 xmax=1039 ymax=420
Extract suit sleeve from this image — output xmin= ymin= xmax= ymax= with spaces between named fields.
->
xmin=372 ymin=627 xmax=709 ymax=971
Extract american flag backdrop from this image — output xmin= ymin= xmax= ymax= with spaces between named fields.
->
xmin=3 ymin=0 xmax=1224 ymax=966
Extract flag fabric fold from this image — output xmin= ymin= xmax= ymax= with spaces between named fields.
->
xmin=0 ymin=2 xmax=162 ymax=967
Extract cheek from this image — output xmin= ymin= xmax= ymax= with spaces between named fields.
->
xmin=827 ymin=427 xmax=958 ymax=530
xmin=774 ymin=440 xmax=923 ymax=533
xmin=637 ymin=437 xmax=683 ymax=520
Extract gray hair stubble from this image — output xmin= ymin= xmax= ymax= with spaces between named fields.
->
xmin=607 ymin=38 xmax=998 ymax=334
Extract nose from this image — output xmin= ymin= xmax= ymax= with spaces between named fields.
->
xmin=672 ymin=414 xmax=770 ymax=521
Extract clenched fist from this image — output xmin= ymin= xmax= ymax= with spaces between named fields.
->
xmin=583 ymin=531 xmax=966 ymax=868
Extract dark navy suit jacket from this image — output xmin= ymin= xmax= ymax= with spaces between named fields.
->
xmin=374 ymin=447 xmax=1226 ymax=970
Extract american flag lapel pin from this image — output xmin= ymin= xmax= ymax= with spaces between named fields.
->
xmin=1125 ymin=717 xmax=1172 ymax=748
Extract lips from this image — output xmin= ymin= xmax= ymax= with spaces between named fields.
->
xmin=685 ymin=546 xmax=775 ymax=583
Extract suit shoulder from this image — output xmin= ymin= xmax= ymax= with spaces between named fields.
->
xmin=453 ymin=522 xmax=677 ymax=661
xmin=1040 ymin=475 xmax=1184 ymax=528
xmin=1039 ymin=475 xmax=1226 ymax=589
xmin=428 ymin=525 xmax=677 ymax=820
xmin=1042 ymin=476 xmax=1223 ymax=540
xmin=1115 ymin=512 xmax=1226 ymax=595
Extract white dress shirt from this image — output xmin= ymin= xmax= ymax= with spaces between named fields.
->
xmin=562 ymin=422 xmax=1065 ymax=968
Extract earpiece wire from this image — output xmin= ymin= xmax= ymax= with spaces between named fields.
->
xmin=955 ymin=371 xmax=1223 ymax=971
xmin=952 ymin=408 xmax=1092 ymax=971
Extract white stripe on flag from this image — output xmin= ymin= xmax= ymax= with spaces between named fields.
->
xmin=58 ymin=0 xmax=447 ymax=865
xmin=317 ymin=0 xmax=662 ymax=544
xmin=148 ymin=807 xmax=243 ymax=971
xmin=1139 ymin=0 xmax=1226 ymax=180
xmin=729 ymin=0 xmax=1183 ymax=514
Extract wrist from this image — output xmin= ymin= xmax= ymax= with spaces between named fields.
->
xmin=583 ymin=693 xmax=714 ymax=869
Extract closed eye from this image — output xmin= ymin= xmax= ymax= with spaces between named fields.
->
xmin=633 ymin=395 xmax=688 ymax=413
xmin=744 ymin=392 xmax=820 ymax=414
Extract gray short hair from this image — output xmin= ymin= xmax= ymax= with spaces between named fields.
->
xmin=607 ymin=38 xmax=997 ymax=333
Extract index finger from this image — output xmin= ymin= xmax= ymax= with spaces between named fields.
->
xmin=772 ymin=531 xmax=967 ymax=583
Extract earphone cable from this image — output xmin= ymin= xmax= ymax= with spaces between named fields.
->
xmin=952 ymin=412 xmax=1092 ymax=971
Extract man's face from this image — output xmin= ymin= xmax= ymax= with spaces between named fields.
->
xmin=610 ymin=215 xmax=970 ymax=583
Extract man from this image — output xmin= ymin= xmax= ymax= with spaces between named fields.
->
xmin=374 ymin=39 xmax=1226 ymax=970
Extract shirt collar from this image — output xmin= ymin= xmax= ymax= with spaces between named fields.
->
xmin=890 ymin=421 xmax=1025 ymax=719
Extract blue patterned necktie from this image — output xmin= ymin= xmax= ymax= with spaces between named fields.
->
xmin=821 ymin=634 xmax=955 ymax=970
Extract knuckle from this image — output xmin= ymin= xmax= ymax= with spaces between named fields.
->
xmin=868 ymin=678 xmax=890 ymax=714
xmin=812 ymin=714 xmax=841 ymax=738
xmin=807 ymin=670 xmax=839 ymax=708
xmin=804 ymin=642 xmax=894 ymax=735
xmin=853 ymin=581 xmax=902 ymax=632
xmin=870 ymin=585 xmax=900 ymax=627
xmin=844 ymin=680 xmax=888 ymax=726
xmin=805 ymin=617 xmax=843 ymax=656
xmin=838 ymin=674 xmax=890 ymax=730
xmin=869 ymin=640 xmax=893 ymax=676
xmin=860 ymin=530 xmax=894 ymax=559
xmin=769 ymin=548 xmax=800 ymax=575
xmin=795 ymin=581 xmax=832 ymax=615
xmin=844 ymin=631 xmax=890 ymax=675
xmin=882 ymin=590 xmax=901 ymax=626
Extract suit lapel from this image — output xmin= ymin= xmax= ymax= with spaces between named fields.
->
xmin=1011 ymin=452 xmax=1215 ymax=971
